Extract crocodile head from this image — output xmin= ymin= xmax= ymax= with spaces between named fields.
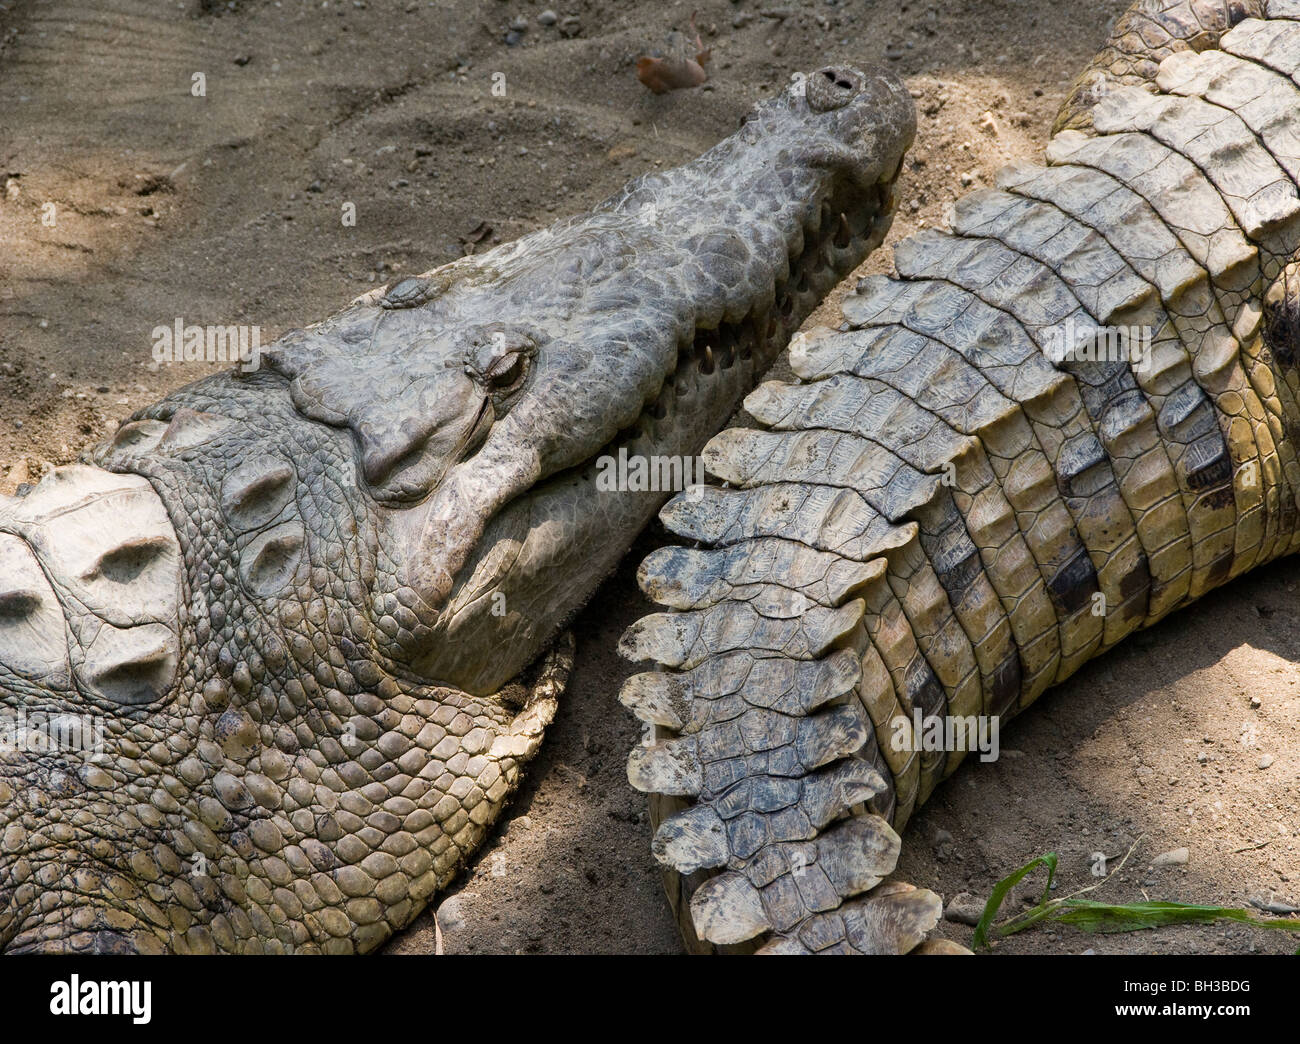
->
xmin=0 ymin=66 xmax=914 ymax=953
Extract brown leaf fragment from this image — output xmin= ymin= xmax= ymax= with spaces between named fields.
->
xmin=636 ymin=13 xmax=712 ymax=94
xmin=636 ymin=55 xmax=709 ymax=94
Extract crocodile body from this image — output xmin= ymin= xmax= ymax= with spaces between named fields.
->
xmin=622 ymin=0 xmax=1300 ymax=953
xmin=0 ymin=69 xmax=914 ymax=953
xmin=3 ymin=0 xmax=1295 ymax=958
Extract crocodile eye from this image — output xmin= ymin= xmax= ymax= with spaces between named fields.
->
xmin=484 ymin=351 xmax=527 ymax=391
xmin=470 ymin=328 xmax=535 ymax=394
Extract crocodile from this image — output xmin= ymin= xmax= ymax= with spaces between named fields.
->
xmin=620 ymin=0 xmax=1300 ymax=953
xmin=0 ymin=64 xmax=914 ymax=953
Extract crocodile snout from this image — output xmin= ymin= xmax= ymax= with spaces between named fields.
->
xmin=806 ymin=65 xmax=865 ymax=112
xmin=0 ymin=466 xmax=182 ymax=708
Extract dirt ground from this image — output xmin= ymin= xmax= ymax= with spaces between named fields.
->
xmin=1 ymin=0 xmax=1296 ymax=955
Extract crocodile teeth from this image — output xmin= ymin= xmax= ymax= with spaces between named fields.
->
xmin=0 ymin=465 xmax=182 ymax=705
xmin=835 ymin=211 xmax=852 ymax=249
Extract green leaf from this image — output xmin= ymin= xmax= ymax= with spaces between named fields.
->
xmin=972 ymin=852 xmax=1057 ymax=949
xmin=970 ymin=847 xmax=1300 ymax=950
xmin=1051 ymin=900 xmax=1300 ymax=936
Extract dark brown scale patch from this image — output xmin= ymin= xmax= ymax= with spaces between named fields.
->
xmin=1263 ymin=259 xmax=1300 ymax=368
xmin=903 ymin=656 xmax=946 ymax=721
xmin=1160 ymin=386 xmax=1235 ymax=512
xmin=1118 ymin=557 xmax=1151 ymax=601
xmin=1184 ymin=435 xmax=1233 ymax=492
xmin=931 ymin=543 xmax=984 ymax=610
xmin=1202 ymin=486 xmax=1237 ymax=511
xmin=904 ymin=656 xmax=948 ymax=779
xmin=1056 ymin=434 xmax=1109 ymax=498
xmin=922 ymin=513 xmax=986 ymax=609
xmin=1048 ymin=548 xmax=1100 ymax=616
xmin=1114 ymin=557 xmax=1152 ymax=629
xmin=1206 ymin=549 xmax=1235 ymax=587
xmin=987 ymin=652 xmax=1021 ymax=719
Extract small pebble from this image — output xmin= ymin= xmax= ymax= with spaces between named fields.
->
xmin=943 ymin=892 xmax=984 ymax=926
xmin=538 ymin=9 xmax=557 ymax=25
xmin=1151 ymin=847 xmax=1189 ymax=867
xmin=1258 ymin=754 xmax=1275 ymax=770
xmin=435 ymin=894 xmax=471 ymax=933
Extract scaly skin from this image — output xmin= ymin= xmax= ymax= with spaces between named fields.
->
xmin=623 ymin=0 xmax=1300 ymax=953
xmin=0 ymin=67 xmax=914 ymax=953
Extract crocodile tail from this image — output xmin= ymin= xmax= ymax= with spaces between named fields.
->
xmin=621 ymin=1 xmax=1300 ymax=952
xmin=1054 ymin=0 xmax=1267 ymax=133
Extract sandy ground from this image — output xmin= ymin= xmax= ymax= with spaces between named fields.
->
xmin=1 ymin=0 xmax=1296 ymax=955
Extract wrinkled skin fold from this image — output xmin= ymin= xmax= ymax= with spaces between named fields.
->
xmin=0 ymin=66 xmax=914 ymax=953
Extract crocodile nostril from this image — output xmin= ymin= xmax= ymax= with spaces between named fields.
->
xmin=221 ymin=456 xmax=296 ymax=531
xmin=86 ymin=536 xmax=173 ymax=586
xmin=0 ymin=532 xmax=71 ymax=686
xmin=806 ymin=66 xmax=863 ymax=113
xmin=0 ymin=589 xmax=42 ymax=618
xmin=79 ymin=622 xmax=178 ymax=706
